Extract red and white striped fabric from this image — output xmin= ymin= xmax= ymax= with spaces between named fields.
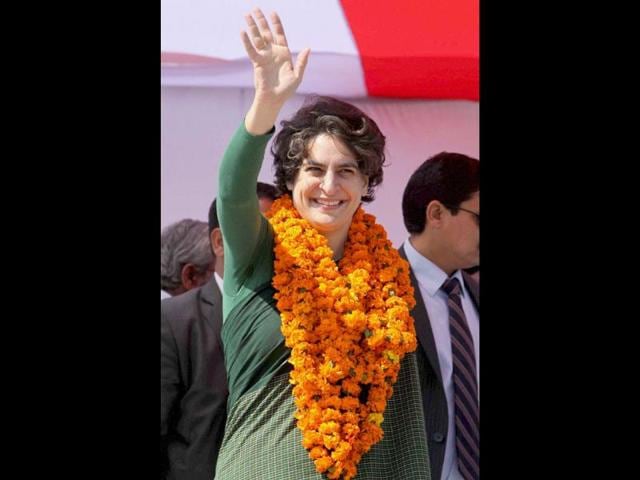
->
xmin=161 ymin=0 xmax=478 ymax=100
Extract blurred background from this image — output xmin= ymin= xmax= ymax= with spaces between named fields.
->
xmin=161 ymin=0 xmax=478 ymax=246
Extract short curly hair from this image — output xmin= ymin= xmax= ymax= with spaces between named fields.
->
xmin=271 ymin=96 xmax=386 ymax=202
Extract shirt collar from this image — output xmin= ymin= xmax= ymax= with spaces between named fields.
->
xmin=404 ymin=238 xmax=466 ymax=298
xmin=214 ymin=271 xmax=224 ymax=293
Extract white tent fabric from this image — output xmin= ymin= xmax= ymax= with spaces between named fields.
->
xmin=162 ymin=54 xmax=368 ymax=97
xmin=162 ymin=0 xmax=358 ymax=58
xmin=162 ymin=0 xmax=368 ymax=96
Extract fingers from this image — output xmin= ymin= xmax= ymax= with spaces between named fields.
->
xmin=294 ymin=48 xmax=311 ymax=82
xmin=270 ymin=12 xmax=288 ymax=47
xmin=240 ymin=30 xmax=261 ymax=62
xmin=244 ymin=14 xmax=266 ymax=50
xmin=252 ymin=8 xmax=274 ymax=45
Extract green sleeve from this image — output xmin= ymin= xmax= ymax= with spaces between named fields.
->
xmin=217 ymin=122 xmax=275 ymax=300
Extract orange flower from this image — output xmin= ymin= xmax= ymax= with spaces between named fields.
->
xmin=268 ymin=195 xmax=417 ymax=479
xmin=314 ymin=456 xmax=334 ymax=473
xmin=310 ymin=446 xmax=328 ymax=459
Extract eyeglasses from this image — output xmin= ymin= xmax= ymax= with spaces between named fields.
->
xmin=443 ymin=204 xmax=480 ymax=226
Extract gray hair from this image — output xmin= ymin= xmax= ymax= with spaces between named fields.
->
xmin=161 ymin=219 xmax=213 ymax=291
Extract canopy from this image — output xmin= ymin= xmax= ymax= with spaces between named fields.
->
xmin=161 ymin=0 xmax=478 ymax=100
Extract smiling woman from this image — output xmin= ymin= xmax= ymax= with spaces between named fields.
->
xmin=286 ymin=134 xmax=367 ymax=256
xmin=214 ymin=9 xmax=430 ymax=480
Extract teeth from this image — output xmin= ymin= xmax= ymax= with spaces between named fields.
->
xmin=316 ymin=199 xmax=341 ymax=206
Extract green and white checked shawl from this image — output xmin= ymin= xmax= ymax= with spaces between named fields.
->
xmin=215 ymin=351 xmax=432 ymax=479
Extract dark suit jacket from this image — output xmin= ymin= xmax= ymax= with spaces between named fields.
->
xmin=399 ymin=245 xmax=479 ymax=480
xmin=161 ymin=276 xmax=228 ymax=480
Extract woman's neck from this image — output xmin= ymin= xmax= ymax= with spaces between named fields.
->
xmin=324 ymin=228 xmax=349 ymax=261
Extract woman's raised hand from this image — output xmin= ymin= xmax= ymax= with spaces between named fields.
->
xmin=241 ymin=9 xmax=310 ymax=107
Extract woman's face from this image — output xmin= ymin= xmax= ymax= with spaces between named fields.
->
xmin=287 ymin=134 xmax=369 ymax=242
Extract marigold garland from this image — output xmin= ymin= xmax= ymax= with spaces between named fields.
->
xmin=267 ymin=195 xmax=418 ymax=480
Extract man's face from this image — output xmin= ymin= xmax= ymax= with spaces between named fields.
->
xmin=442 ymin=191 xmax=480 ymax=270
xmin=258 ymin=196 xmax=274 ymax=214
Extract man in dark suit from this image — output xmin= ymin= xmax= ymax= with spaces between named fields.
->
xmin=161 ymin=184 xmax=278 ymax=480
xmin=400 ymin=152 xmax=480 ymax=480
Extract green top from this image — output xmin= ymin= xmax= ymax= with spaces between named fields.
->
xmin=215 ymin=123 xmax=431 ymax=479
xmin=217 ymin=123 xmax=289 ymax=412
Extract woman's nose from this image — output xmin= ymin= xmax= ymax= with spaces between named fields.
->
xmin=320 ymin=171 xmax=339 ymax=194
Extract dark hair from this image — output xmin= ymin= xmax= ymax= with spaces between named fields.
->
xmin=256 ymin=181 xmax=279 ymax=201
xmin=208 ymin=182 xmax=279 ymax=236
xmin=271 ymin=96 xmax=386 ymax=202
xmin=402 ymin=152 xmax=479 ymax=234
xmin=208 ymin=198 xmax=219 ymax=236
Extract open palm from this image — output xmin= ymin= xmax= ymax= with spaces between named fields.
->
xmin=241 ymin=9 xmax=310 ymax=104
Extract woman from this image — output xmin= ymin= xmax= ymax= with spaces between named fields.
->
xmin=215 ymin=9 xmax=431 ymax=480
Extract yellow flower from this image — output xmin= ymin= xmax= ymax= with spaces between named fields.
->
xmin=331 ymin=441 xmax=352 ymax=461
xmin=367 ymin=413 xmax=384 ymax=426
xmin=384 ymin=350 xmax=400 ymax=363
xmin=342 ymin=310 xmax=367 ymax=331
xmin=323 ymin=431 xmax=341 ymax=450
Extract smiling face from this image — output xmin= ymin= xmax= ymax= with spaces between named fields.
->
xmin=287 ymin=134 xmax=369 ymax=251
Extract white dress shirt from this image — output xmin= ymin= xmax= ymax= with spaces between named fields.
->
xmin=404 ymin=239 xmax=480 ymax=480
xmin=214 ymin=272 xmax=224 ymax=294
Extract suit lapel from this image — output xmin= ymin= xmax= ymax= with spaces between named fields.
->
xmin=200 ymin=276 xmax=223 ymax=330
xmin=462 ymin=271 xmax=480 ymax=314
xmin=399 ymin=245 xmax=444 ymax=386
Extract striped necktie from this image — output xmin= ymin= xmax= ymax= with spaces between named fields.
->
xmin=441 ymin=277 xmax=480 ymax=480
